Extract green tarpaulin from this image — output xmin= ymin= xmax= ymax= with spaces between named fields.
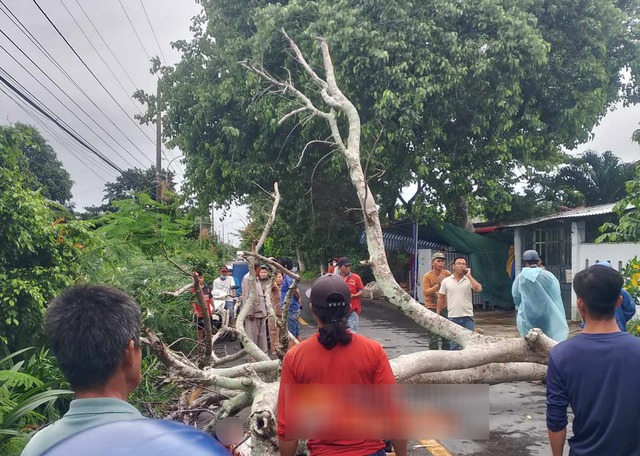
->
xmin=427 ymin=221 xmax=514 ymax=309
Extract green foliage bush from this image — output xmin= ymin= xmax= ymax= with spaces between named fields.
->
xmin=1 ymin=128 xmax=91 ymax=350
xmin=621 ymin=256 xmax=640 ymax=305
xmin=129 ymin=353 xmax=180 ymax=419
xmin=0 ymin=348 xmax=71 ymax=455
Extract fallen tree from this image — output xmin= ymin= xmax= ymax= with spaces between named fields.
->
xmin=148 ymin=32 xmax=556 ymax=455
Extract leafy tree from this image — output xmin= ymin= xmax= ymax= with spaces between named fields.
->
xmin=82 ymin=167 xmax=176 ymax=215
xmin=0 ymin=128 xmax=89 ymax=350
xmin=0 ymin=124 xmax=73 ymax=206
xmin=551 ymin=150 xmax=636 ymax=206
xmin=597 ymin=166 xmax=640 ymax=242
xmin=145 ymin=0 xmax=640 ymax=233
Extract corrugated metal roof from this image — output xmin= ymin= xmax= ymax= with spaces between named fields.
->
xmin=503 ymin=203 xmax=618 ymax=228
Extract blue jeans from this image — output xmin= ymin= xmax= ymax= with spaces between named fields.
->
xmin=288 ymin=310 xmax=300 ymax=338
xmin=346 ymin=311 xmax=359 ymax=333
xmin=224 ymin=300 xmax=235 ymax=320
xmin=449 ymin=316 xmax=475 ymax=350
xmin=366 ymin=449 xmax=386 ymax=456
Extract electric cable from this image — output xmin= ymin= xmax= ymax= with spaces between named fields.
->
xmin=139 ymin=0 xmax=167 ymax=65
xmin=0 ymin=2 xmax=152 ymax=167
xmin=30 ymin=0 xmax=158 ymax=159
xmin=0 ymin=71 xmax=124 ymax=173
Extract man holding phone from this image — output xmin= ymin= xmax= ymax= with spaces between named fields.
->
xmin=437 ymin=256 xmax=482 ymax=350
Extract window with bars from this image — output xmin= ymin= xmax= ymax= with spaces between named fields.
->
xmin=523 ymin=224 xmax=572 ymax=282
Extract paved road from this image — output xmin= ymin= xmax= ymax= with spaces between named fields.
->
xmin=297 ymin=282 xmax=567 ymax=456
xmin=215 ymin=282 xmax=567 ymax=456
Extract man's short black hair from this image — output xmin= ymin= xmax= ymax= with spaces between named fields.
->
xmin=453 ymin=256 xmax=467 ymax=264
xmin=45 ymin=285 xmax=141 ymax=391
xmin=280 ymin=258 xmax=293 ymax=270
xmin=573 ymin=265 xmax=624 ymax=320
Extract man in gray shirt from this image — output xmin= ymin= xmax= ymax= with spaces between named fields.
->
xmin=21 ymin=285 xmax=143 ymax=456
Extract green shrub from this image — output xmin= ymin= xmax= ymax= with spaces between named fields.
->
xmin=0 ymin=348 xmax=72 ymax=455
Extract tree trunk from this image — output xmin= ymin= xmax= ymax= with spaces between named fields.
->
xmin=148 ymin=32 xmax=562 ymax=456
xmin=296 ymin=247 xmax=306 ymax=273
xmin=453 ymin=194 xmax=475 ymax=233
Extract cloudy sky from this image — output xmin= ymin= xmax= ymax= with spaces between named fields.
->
xmin=0 ymin=0 xmax=248 ymax=245
xmin=1 ymin=0 xmax=639 ymax=246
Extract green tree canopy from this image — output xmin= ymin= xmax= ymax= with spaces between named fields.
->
xmin=149 ymin=0 xmax=640 ymax=235
xmin=0 ymin=126 xmax=89 ymax=350
xmin=0 ymin=124 xmax=73 ymax=206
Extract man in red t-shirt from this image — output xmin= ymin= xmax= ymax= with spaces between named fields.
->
xmin=337 ymin=257 xmax=365 ymax=333
xmin=277 ymin=274 xmax=407 ymax=456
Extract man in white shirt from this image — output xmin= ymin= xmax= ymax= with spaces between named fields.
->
xmin=212 ymin=266 xmax=237 ymax=325
xmin=437 ymin=256 xmax=482 ymax=350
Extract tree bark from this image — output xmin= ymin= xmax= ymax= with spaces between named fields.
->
xmin=149 ymin=31 xmax=563 ymax=456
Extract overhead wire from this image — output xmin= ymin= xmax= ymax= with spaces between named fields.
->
xmin=116 ymin=0 xmax=151 ymax=62
xmin=57 ymin=0 xmax=143 ymax=114
xmin=29 ymin=0 xmax=158 ymax=162
xmin=113 ymin=0 xmax=184 ymax=176
xmin=71 ymin=0 xmax=138 ymax=92
xmin=0 ymin=71 xmax=124 ymax=173
xmin=139 ymin=0 xmax=167 ymax=65
xmin=67 ymin=0 xmax=184 ymax=178
xmin=0 ymin=38 xmax=141 ymax=170
xmin=1 ymin=0 xmax=184 ymax=181
xmin=0 ymin=1 xmax=151 ymax=168
xmin=0 ymin=85 xmax=116 ymax=183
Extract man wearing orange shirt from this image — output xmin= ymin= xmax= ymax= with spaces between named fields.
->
xmin=337 ymin=257 xmax=365 ymax=333
xmin=422 ymin=252 xmax=451 ymax=350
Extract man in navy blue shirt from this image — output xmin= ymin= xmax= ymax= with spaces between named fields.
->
xmin=546 ymin=265 xmax=640 ymax=455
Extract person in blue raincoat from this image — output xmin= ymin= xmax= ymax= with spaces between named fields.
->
xmin=579 ymin=260 xmax=637 ymax=333
xmin=512 ymin=250 xmax=568 ymax=341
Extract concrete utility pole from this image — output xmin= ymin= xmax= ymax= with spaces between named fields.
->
xmin=155 ymin=84 xmax=162 ymax=202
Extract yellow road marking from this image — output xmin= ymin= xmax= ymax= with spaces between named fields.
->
xmin=418 ymin=439 xmax=453 ymax=456
xmin=298 ymin=316 xmax=308 ymax=326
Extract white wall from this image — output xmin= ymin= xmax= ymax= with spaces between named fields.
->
xmin=415 ymin=249 xmax=433 ymax=305
xmin=571 ymin=240 xmax=640 ymax=319
xmin=575 ymin=243 xmax=640 ymax=272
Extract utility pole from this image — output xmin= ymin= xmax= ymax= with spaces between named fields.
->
xmin=210 ymin=203 xmax=214 ymax=238
xmin=155 ymin=83 xmax=162 ymax=202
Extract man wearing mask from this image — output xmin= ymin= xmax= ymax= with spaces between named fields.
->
xmin=213 ymin=266 xmax=237 ymax=327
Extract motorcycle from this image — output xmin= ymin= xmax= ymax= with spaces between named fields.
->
xmin=211 ymin=289 xmax=236 ymax=340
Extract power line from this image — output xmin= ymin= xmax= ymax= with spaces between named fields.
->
xmin=139 ymin=0 xmax=167 ymax=65
xmin=71 ymin=0 xmax=138 ymax=92
xmin=117 ymin=0 xmax=151 ymax=62
xmin=58 ymin=0 xmax=143 ymax=113
xmin=0 ymin=38 xmax=141 ymax=169
xmin=0 ymin=1 xmax=151 ymax=167
xmin=29 ymin=0 xmax=158 ymax=160
xmin=0 ymin=71 xmax=124 ymax=173
xmin=69 ymin=0 xmax=184 ymax=177
xmin=0 ymin=85 xmax=116 ymax=183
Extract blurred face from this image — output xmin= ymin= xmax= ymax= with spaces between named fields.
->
xmin=432 ymin=258 xmax=445 ymax=270
xmin=275 ymin=273 xmax=283 ymax=286
xmin=453 ymin=259 xmax=467 ymax=275
xmin=198 ymin=275 xmax=204 ymax=285
xmin=259 ymin=269 xmax=269 ymax=280
xmin=339 ymin=264 xmax=351 ymax=275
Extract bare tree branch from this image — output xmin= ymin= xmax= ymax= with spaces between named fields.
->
xmin=255 ymin=183 xmax=280 ymax=253
xmin=294 ymin=139 xmax=335 ymax=168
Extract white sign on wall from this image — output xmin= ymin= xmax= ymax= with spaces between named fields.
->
xmin=415 ymin=249 xmax=433 ymax=305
